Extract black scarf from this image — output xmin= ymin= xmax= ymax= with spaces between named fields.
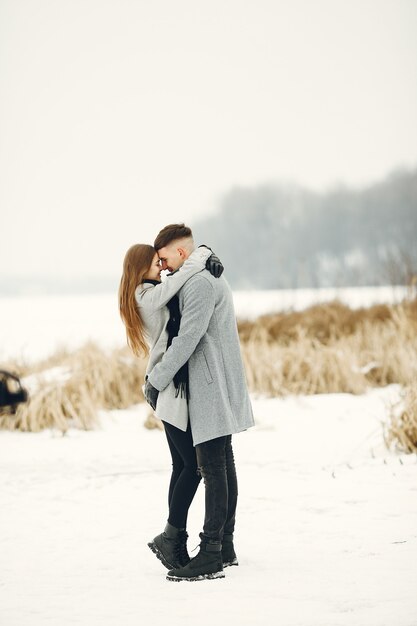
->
xmin=143 ymin=279 xmax=189 ymax=400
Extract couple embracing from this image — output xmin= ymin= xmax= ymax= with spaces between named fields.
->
xmin=119 ymin=223 xmax=254 ymax=582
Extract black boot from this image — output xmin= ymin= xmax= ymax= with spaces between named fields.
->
xmin=166 ymin=534 xmax=225 ymax=582
xmin=222 ymin=533 xmax=238 ymax=567
xmin=147 ymin=522 xmax=182 ymax=569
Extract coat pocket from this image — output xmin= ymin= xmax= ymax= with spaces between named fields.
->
xmin=196 ymin=350 xmax=213 ymax=384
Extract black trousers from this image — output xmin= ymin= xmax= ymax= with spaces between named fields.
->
xmin=162 ymin=420 xmax=201 ymax=529
xmin=195 ymin=434 xmax=238 ymax=544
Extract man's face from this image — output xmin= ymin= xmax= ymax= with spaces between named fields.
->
xmin=157 ymin=243 xmax=186 ymax=272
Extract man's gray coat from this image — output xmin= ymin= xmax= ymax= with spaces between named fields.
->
xmin=148 ymin=269 xmax=255 ymax=446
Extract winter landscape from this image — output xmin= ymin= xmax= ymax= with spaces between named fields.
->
xmin=1 ymin=289 xmax=416 ymax=626
xmin=1 ymin=1 xmax=416 ymax=624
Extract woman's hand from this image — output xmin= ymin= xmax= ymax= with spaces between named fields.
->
xmin=199 ymin=245 xmax=224 ymax=278
xmin=144 ymin=377 xmax=159 ymax=411
xmin=206 ymin=252 xmax=224 ymax=278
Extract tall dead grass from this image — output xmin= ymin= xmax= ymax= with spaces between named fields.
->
xmin=1 ymin=298 xmax=416 ymax=441
xmin=238 ymin=299 xmax=417 ymax=395
xmin=385 ymin=385 xmax=417 ymax=453
xmin=0 ymin=342 xmax=147 ymax=432
xmin=238 ymin=298 xmax=417 ymax=453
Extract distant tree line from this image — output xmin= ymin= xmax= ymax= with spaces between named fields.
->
xmin=191 ymin=167 xmax=417 ymax=289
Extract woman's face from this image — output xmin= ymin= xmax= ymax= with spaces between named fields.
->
xmin=143 ymin=253 xmax=162 ymax=281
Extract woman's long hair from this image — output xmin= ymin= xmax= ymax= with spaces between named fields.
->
xmin=119 ymin=244 xmax=156 ymax=357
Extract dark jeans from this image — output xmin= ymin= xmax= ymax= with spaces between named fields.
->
xmin=195 ymin=434 xmax=238 ymax=544
xmin=162 ymin=420 xmax=201 ymax=529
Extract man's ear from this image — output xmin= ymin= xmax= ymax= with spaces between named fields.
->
xmin=177 ymin=247 xmax=186 ymax=259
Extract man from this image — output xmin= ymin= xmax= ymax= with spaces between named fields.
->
xmin=145 ymin=223 xmax=255 ymax=582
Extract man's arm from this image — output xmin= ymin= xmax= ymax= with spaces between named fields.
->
xmin=135 ymin=247 xmax=212 ymax=312
xmin=148 ymin=275 xmax=215 ymax=391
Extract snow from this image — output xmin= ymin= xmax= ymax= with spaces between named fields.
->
xmin=1 ymin=385 xmax=416 ymax=626
xmin=1 ymin=288 xmax=416 ymax=624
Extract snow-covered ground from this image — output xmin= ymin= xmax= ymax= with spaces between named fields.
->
xmin=1 ymin=386 xmax=416 ymax=626
xmin=0 ymin=286 xmax=409 ymax=362
xmin=1 ymin=287 xmax=416 ymax=624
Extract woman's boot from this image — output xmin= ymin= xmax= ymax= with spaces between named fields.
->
xmin=148 ymin=522 xmax=182 ymax=569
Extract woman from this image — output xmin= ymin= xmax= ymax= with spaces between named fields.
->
xmin=118 ymin=243 xmax=221 ymax=571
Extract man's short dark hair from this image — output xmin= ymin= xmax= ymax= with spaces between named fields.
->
xmin=154 ymin=223 xmax=193 ymax=250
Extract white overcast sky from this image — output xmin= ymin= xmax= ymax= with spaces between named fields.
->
xmin=1 ymin=0 xmax=416 ymax=279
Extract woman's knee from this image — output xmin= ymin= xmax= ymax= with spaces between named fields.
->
xmin=171 ymin=459 xmax=184 ymax=476
xmin=183 ymin=459 xmax=200 ymax=476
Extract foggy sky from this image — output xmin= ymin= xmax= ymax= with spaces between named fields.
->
xmin=1 ymin=0 xmax=416 ymax=279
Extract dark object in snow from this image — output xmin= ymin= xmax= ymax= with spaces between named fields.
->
xmin=0 ymin=370 xmax=28 ymax=412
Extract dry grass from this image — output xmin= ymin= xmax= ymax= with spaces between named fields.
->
xmin=238 ymin=299 xmax=417 ymax=345
xmin=143 ymin=410 xmax=164 ymax=430
xmin=1 ymin=298 xmax=416 ymax=445
xmin=0 ymin=342 xmax=147 ymax=433
xmin=238 ymin=298 xmax=417 ymax=453
xmin=385 ymin=385 xmax=417 ymax=453
xmin=238 ymin=299 xmax=417 ymax=395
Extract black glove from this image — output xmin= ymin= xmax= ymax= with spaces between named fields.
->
xmin=198 ymin=244 xmax=224 ymax=278
xmin=206 ymin=253 xmax=224 ymax=278
xmin=144 ymin=377 xmax=159 ymax=411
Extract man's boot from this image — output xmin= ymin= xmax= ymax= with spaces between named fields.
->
xmin=221 ymin=533 xmax=238 ymax=567
xmin=166 ymin=534 xmax=225 ymax=582
xmin=147 ymin=522 xmax=182 ymax=569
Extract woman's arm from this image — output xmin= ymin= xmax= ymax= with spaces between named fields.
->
xmin=148 ymin=274 xmax=215 ymax=392
xmin=135 ymin=246 xmax=212 ymax=312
